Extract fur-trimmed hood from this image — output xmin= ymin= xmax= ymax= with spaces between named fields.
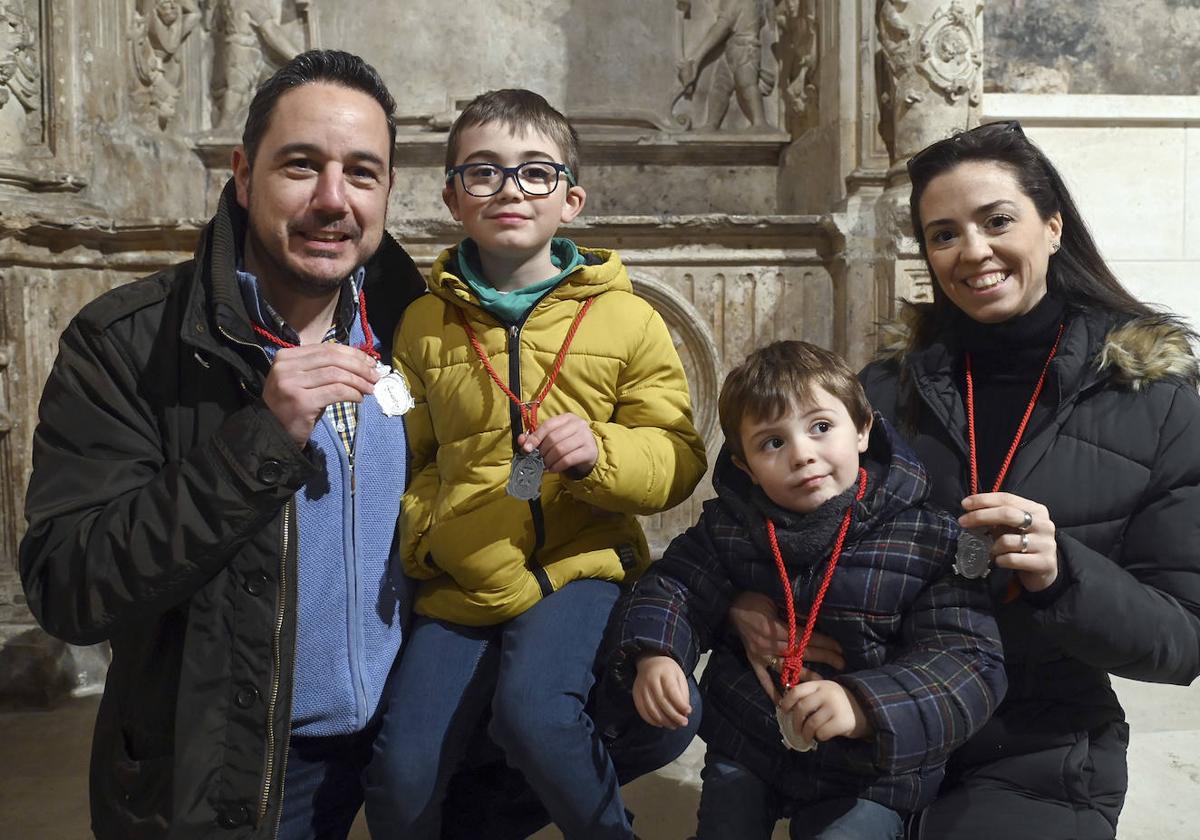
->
xmin=875 ymin=303 xmax=1199 ymax=390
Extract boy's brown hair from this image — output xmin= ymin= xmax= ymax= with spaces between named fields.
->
xmin=719 ymin=340 xmax=873 ymax=458
xmin=444 ymin=89 xmax=581 ymax=181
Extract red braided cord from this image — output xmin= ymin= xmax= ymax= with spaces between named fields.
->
xmin=459 ymin=297 xmax=595 ymax=432
xmin=768 ymin=467 xmax=868 ymax=689
xmin=966 ymin=322 xmax=1064 ymax=495
xmin=250 ymin=288 xmax=381 ymax=361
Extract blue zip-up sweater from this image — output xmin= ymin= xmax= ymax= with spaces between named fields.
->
xmin=239 ymin=269 xmax=409 ymax=737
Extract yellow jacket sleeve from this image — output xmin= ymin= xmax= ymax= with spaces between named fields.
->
xmin=566 ymin=307 xmax=707 ymax=514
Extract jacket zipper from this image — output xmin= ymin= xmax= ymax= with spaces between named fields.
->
xmin=505 ymin=322 xmax=552 ymax=594
xmin=263 ymin=499 xmax=292 ymax=829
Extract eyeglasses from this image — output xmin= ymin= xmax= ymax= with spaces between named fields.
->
xmin=906 ymin=120 xmax=1025 ymax=174
xmin=445 ymin=161 xmax=577 ymax=197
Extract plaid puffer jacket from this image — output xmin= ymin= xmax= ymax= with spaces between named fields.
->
xmin=611 ymin=415 xmax=1006 ymax=812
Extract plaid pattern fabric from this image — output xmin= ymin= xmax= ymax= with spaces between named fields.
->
xmin=610 ymin=415 xmax=1007 ymax=812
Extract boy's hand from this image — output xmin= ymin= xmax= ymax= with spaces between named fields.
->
xmin=518 ymin=413 xmax=599 ymax=478
xmin=633 ymin=654 xmax=692 ymax=729
xmin=779 ymin=678 xmax=873 ymax=744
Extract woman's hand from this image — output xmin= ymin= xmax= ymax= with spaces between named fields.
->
xmin=959 ymin=492 xmax=1058 ymax=592
xmin=728 ymin=591 xmax=846 ymax=702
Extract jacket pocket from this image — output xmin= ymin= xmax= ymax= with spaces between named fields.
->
xmin=111 ymin=727 xmax=173 ymax=825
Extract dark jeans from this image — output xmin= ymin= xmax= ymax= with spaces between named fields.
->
xmin=696 ymin=751 xmax=904 ymax=840
xmin=363 ymin=580 xmax=659 ymax=840
xmin=276 ymin=724 xmax=378 ymax=840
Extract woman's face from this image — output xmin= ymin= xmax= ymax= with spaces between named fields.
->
xmin=918 ymin=160 xmax=1062 ymax=324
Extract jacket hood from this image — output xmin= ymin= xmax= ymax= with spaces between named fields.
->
xmin=428 ymin=244 xmax=631 ymax=312
xmin=712 ymin=414 xmax=932 ymax=562
xmin=877 ymin=302 xmax=1198 ymax=390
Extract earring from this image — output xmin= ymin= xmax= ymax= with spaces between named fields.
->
xmin=1051 ymin=241 xmax=1060 ymax=253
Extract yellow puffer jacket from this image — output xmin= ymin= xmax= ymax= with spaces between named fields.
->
xmin=394 ymin=246 xmax=707 ymax=626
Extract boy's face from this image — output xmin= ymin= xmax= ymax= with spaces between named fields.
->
xmin=442 ymin=122 xmax=586 ymax=263
xmin=733 ymin=386 xmax=871 ymax=514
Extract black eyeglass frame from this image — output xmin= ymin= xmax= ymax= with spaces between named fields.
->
xmin=444 ymin=161 xmax=578 ymax=197
xmin=905 ymin=120 xmax=1025 ymax=175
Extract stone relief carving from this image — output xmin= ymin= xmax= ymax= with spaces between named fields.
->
xmin=0 ymin=0 xmax=40 ymax=115
xmin=916 ymin=1 xmax=981 ymax=106
xmin=130 ymin=0 xmax=203 ymax=129
xmin=772 ymin=0 xmax=818 ymax=135
xmin=674 ymin=0 xmax=778 ymax=131
xmin=209 ymin=0 xmax=310 ymax=132
xmin=875 ymin=0 xmax=981 ymax=163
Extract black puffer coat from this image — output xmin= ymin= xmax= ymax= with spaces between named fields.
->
xmin=860 ymin=305 xmax=1200 ymax=817
xmin=18 ymin=181 xmax=424 ymax=839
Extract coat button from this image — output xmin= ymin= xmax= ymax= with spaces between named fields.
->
xmin=258 ymin=460 xmax=283 ymax=485
xmin=234 ymin=686 xmax=260 ymax=709
xmin=243 ymin=571 xmax=268 ymax=597
xmin=216 ymin=804 xmax=249 ymax=828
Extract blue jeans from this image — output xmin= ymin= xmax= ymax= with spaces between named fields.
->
xmin=363 ymin=579 xmax=634 ymax=840
xmin=696 ymin=752 xmax=904 ymax=840
xmin=440 ymin=664 xmax=702 ymax=839
xmin=276 ymin=724 xmax=377 ymax=840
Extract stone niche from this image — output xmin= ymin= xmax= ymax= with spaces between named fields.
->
xmin=2 ymin=0 xmax=925 ymax=700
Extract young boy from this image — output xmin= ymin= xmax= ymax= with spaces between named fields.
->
xmin=610 ymin=341 xmax=1006 ymax=839
xmin=362 ymin=90 xmax=708 ymax=839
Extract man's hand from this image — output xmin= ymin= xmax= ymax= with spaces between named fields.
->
xmin=633 ymin=654 xmax=692 ymax=729
xmin=779 ymin=678 xmax=872 ymax=744
xmin=262 ymin=345 xmax=381 ymax=447
xmin=518 ymin=413 xmax=599 ymax=479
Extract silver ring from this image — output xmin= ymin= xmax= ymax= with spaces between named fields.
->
xmin=766 ymin=655 xmax=780 ymax=670
xmin=1019 ymin=533 xmax=1030 ymax=553
xmin=1019 ymin=510 xmax=1033 ymax=532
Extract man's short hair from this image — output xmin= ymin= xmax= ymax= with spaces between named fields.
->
xmin=242 ymin=49 xmax=397 ymax=168
xmin=445 ymin=89 xmax=581 ymax=181
xmin=719 ymin=340 xmax=873 ymax=459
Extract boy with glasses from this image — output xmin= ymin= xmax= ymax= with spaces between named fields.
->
xmin=363 ymin=89 xmax=708 ymax=839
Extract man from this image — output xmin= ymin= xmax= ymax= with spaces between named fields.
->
xmin=19 ymin=50 xmax=423 ymax=839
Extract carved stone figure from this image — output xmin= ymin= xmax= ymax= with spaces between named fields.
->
xmin=131 ymin=0 xmax=202 ymax=128
xmin=772 ymin=0 xmax=818 ymax=135
xmin=210 ymin=0 xmax=307 ymax=131
xmin=0 ymin=0 xmax=40 ymax=114
xmin=675 ymin=0 xmax=777 ymax=131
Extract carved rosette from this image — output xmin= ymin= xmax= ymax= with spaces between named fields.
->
xmin=917 ymin=1 xmax=982 ymax=106
xmin=875 ymin=0 xmax=982 ymax=167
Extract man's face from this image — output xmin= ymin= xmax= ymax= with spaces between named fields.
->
xmin=232 ymin=82 xmax=393 ymax=302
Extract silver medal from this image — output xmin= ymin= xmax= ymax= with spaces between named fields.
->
xmin=507 ymin=450 xmax=545 ymax=500
xmin=373 ymin=362 xmax=414 ymax=417
xmin=776 ymin=705 xmax=816 ymax=752
xmin=953 ymin=527 xmax=993 ymax=579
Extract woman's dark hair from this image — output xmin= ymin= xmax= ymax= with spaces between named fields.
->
xmin=242 ymin=50 xmax=397 ymax=168
xmin=903 ymin=121 xmax=1171 ymax=347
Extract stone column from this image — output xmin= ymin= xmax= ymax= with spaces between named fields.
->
xmin=874 ymin=0 xmax=983 ymax=318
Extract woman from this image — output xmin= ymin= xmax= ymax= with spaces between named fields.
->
xmin=734 ymin=121 xmax=1200 ymax=839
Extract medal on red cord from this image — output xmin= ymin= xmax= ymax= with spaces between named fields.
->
xmin=767 ymin=468 xmax=868 ymax=752
xmin=953 ymin=323 xmax=1064 ymax=579
xmin=459 ymin=299 xmax=595 ymax=501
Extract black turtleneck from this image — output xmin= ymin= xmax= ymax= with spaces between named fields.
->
xmin=952 ymin=294 xmax=1066 ymax=490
